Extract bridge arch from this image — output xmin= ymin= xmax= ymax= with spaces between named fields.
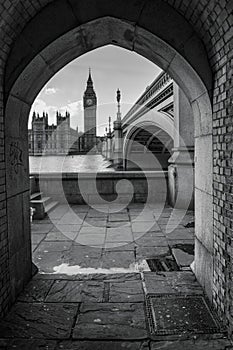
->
xmin=123 ymin=118 xmax=174 ymax=170
xmin=4 ymin=4 xmax=213 ymax=310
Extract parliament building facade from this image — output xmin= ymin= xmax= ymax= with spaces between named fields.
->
xmin=29 ymin=70 xmax=99 ymax=155
xmin=28 ymin=111 xmax=79 ymax=156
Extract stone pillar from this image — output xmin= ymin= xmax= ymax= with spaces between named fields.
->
xmin=106 ymin=133 xmax=112 ymax=160
xmin=168 ymin=83 xmax=194 ymax=209
xmin=113 ymin=119 xmax=123 ymax=169
xmin=102 ymin=138 xmax=107 ymax=158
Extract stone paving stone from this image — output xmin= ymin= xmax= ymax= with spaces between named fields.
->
xmin=157 ymin=217 xmax=184 ymax=224
xmin=164 ymin=228 xmax=193 ymax=240
xmin=186 ymin=227 xmax=195 ymax=235
xmin=46 ymin=280 xmax=104 ymax=302
xmin=127 ymin=203 xmax=145 ymax=209
xmin=33 ymin=251 xmax=70 ymax=273
xmin=0 ymin=303 xmax=78 ymax=339
xmin=58 ymin=211 xmax=86 ymax=225
xmin=57 ymin=340 xmax=149 ymax=349
xmin=73 ymin=302 xmax=147 ymax=339
xmin=157 ymin=211 xmax=172 ymax=218
xmin=87 ymin=210 xmax=108 ymax=218
xmin=167 ymin=239 xmax=194 ymax=247
xmin=0 ymin=338 xmax=57 ymax=350
xmin=48 ymin=205 xmax=69 ymax=219
xmin=134 ymin=234 xmax=167 ymax=247
xmin=33 ymin=218 xmax=59 ymax=224
xmin=172 ymin=248 xmax=194 ymax=267
xmin=159 ymin=224 xmax=186 ymax=232
xmin=130 ymin=213 xmax=155 ymax=221
xmin=83 ymin=219 xmax=107 ymax=227
xmin=32 ymin=243 xmax=38 ymax=252
xmin=50 ymin=224 xmax=81 ymax=233
xmin=31 ymin=233 xmax=46 ymax=245
xmin=34 ymin=273 xmax=141 ymax=282
xmin=34 ymin=241 xmax=72 ymax=253
xmin=75 ymin=233 xmax=106 ymax=247
xmin=106 ymin=221 xmax=130 ymax=228
xmin=101 ymin=251 xmax=136 ymax=269
xmin=33 ymin=241 xmax=72 ymax=273
xmin=104 ymin=241 xmax=135 ymax=249
xmin=151 ymin=338 xmax=232 ymax=349
xmin=109 ymin=213 xmax=129 ymax=222
xmin=31 ymin=223 xmax=54 ymax=234
xmin=71 ymin=205 xmax=89 ymax=213
xmin=104 ymin=242 xmax=136 ymax=251
xmin=17 ymin=279 xmax=54 ymax=302
xmin=136 ymin=246 xmax=170 ymax=258
xmin=79 ymin=226 xmax=106 ymax=235
xmin=45 ymin=230 xmax=78 ymax=241
xmin=143 ymin=272 xmax=203 ymax=295
xmin=106 ymin=227 xmax=133 ymax=243
xmin=104 ymin=273 xmax=141 ymax=282
xmin=108 ymin=206 xmax=128 ymax=212
xmin=68 ymin=244 xmax=102 ymax=268
xmin=109 ymin=280 xmax=144 ymax=302
xmin=132 ymin=221 xmax=160 ymax=233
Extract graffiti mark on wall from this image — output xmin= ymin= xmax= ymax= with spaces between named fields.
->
xmin=10 ymin=142 xmax=23 ymax=174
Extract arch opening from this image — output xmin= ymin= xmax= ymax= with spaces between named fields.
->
xmin=4 ymin=14 xmax=213 ymax=305
xmin=124 ymin=123 xmax=173 ymax=171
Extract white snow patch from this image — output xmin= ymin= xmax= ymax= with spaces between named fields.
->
xmin=42 ymin=260 xmax=150 ymax=276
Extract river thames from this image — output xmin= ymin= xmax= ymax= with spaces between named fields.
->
xmin=29 ymin=154 xmax=114 ymax=173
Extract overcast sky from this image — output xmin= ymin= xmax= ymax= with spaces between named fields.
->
xmin=29 ymin=45 xmax=162 ymax=135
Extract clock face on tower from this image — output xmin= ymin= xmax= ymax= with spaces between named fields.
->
xmin=86 ymin=98 xmax=93 ymax=106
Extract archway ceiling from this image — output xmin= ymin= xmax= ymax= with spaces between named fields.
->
xmin=5 ymin=0 xmax=212 ymax=103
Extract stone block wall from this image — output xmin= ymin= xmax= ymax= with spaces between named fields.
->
xmin=33 ymin=172 xmax=168 ymax=205
xmin=0 ymin=0 xmax=232 ymax=339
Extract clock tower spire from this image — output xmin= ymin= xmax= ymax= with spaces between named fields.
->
xmin=83 ymin=68 xmax=97 ymax=151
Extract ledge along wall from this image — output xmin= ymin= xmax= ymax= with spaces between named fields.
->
xmin=31 ymin=172 xmax=168 ymax=205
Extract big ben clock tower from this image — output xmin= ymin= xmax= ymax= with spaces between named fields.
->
xmin=83 ymin=68 xmax=97 ymax=151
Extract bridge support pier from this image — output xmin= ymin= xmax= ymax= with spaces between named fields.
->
xmin=168 ymin=84 xmax=194 ymax=209
xmin=113 ymin=120 xmax=123 ymax=169
xmin=106 ymin=132 xmax=113 ymax=161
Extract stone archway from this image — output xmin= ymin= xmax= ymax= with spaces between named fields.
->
xmin=123 ymin=121 xmax=174 ymax=171
xmin=4 ymin=7 xmax=213 ymax=308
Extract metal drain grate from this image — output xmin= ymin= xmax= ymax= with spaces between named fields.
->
xmin=146 ymin=256 xmax=180 ymax=272
xmin=146 ymin=294 xmax=223 ymax=335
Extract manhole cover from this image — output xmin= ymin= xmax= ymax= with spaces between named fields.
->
xmin=146 ymin=294 xmax=223 ymax=335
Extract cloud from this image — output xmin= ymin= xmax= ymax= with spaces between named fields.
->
xmin=60 ymin=101 xmax=83 ymax=130
xmin=29 ymin=98 xmax=57 ymax=126
xmin=45 ymin=87 xmax=59 ymax=95
xmin=60 ymin=101 xmax=82 ymax=117
xmin=30 ymin=98 xmax=47 ymax=115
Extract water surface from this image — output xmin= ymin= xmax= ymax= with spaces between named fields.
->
xmin=29 ymin=155 xmax=114 ymax=173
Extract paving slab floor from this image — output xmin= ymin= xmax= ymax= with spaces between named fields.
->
xmin=0 ymin=204 xmax=231 ymax=349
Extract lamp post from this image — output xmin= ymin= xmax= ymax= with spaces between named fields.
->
xmin=113 ymin=89 xmax=123 ymax=169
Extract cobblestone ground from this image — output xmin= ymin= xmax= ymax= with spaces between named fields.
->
xmin=0 ymin=204 xmax=231 ymax=349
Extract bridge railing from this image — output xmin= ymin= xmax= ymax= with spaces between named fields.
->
xmin=122 ymin=71 xmax=172 ymax=125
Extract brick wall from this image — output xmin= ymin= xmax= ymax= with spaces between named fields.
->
xmin=164 ymin=0 xmax=233 ymax=334
xmin=0 ymin=0 xmax=232 ymax=337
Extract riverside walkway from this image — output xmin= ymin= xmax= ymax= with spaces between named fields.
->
xmin=0 ymin=203 xmax=231 ymax=349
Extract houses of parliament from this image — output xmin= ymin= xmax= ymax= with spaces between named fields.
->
xmin=28 ymin=70 xmax=100 ymax=155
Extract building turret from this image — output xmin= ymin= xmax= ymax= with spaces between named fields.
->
xmin=32 ymin=111 xmax=36 ymax=122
